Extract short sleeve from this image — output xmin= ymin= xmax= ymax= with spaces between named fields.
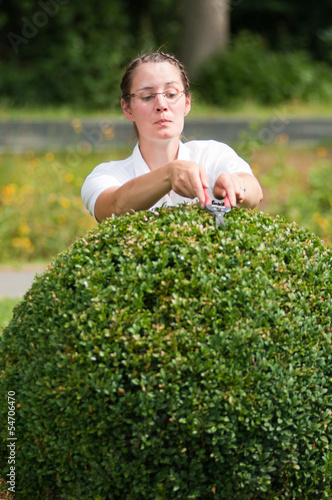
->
xmin=81 ymin=165 xmax=122 ymax=218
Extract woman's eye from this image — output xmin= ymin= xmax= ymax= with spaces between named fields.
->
xmin=166 ymin=92 xmax=177 ymax=99
xmin=141 ymin=95 xmax=155 ymax=102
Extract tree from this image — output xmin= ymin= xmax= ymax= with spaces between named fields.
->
xmin=180 ymin=0 xmax=230 ymax=78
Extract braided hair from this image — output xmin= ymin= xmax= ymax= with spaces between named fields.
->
xmin=121 ymin=51 xmax=190 ymax=103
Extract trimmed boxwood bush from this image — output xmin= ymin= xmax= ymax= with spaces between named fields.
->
xmin=1 ymin=205 xmax=332 ymax=499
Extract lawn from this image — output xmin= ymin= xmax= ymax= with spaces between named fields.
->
xmin=0 ymin=298 xmax=20 ymax=333
xmin=0 ymin=149 xmax=127 ymax=264
xmin=249 ymin=141 xmax=332 ymax=245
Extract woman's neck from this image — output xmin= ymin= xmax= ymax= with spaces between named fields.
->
xmin=138 ymin=137 xmax=180 ymax=170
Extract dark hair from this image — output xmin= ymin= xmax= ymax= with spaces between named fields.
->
xmin=121 ymin=51 xmax=190 ymax=103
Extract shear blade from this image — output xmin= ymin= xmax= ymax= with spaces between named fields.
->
xmin=215 ymin=213 xmax=225 ymax=228
xmin=205 ymin=204 xmax=231 ymax=229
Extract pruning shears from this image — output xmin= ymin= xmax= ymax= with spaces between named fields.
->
xmin=205 ymin=191 xmax=232 ymax=229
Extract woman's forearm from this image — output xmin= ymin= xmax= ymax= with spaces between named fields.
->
xmin=94 ymin=159 xmax=211 ymax=221
xmin=94 ymin=164 xmax=172 ymax=221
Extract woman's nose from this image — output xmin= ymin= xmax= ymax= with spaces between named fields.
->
xmin=154 ymin=94 xmax=168 ymax=111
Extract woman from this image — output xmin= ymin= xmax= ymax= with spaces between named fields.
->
xmin=81 ymin=52 xmax=263 ymax=222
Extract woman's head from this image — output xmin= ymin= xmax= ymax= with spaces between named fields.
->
xmin=120 ymin=51 xmax=190 ymax=104
xmin=120 ymin=51 xmax=191 ymax=143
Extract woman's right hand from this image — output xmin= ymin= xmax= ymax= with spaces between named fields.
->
xmin=167 ymin=160 xmax=211 ymax=208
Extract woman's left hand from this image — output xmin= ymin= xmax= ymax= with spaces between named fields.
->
xmin=213 ymin=172 xmax=263 ymax=209
xmin=213 ymin=172 xmax=246 ymax=206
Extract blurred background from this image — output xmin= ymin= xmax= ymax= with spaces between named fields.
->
xmin=0 ymin=0 xmax=332 ymax=271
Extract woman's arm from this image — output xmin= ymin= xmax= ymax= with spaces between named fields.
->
xmin=94 ymin=160 xmax=210 ymax=222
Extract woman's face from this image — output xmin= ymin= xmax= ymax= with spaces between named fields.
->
xmin=121 ymin=61 xmax=191 ymax=144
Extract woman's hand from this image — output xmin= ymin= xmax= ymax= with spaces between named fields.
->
xmin=213 ymin=172 xmax=263 ymax=208
xmin=167 ymin=160 xmax=211 ymax=207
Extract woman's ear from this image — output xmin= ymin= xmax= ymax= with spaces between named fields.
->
xmin=121 ymin=98 xmax=135 ymax=121
xmin=184 ymin=93 xmax=191 ymax=116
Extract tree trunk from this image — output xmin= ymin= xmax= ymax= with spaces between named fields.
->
xmin=181 ymin=0 xmax=230 ymax=78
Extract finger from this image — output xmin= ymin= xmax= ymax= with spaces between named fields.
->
xmin=195 ymin=181 xmax=206 ymax=208
xmin=213 ymin=172 xmax=230 ymax=201
xmin=187 ymin=165 xmax=208 ymax=208
xmin=214 ymin=173 xmax=246 ymax=206
xmin=221 ymin=176 xmax=236 ymax=206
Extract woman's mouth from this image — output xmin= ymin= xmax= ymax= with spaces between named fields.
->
xmin=154 ymin=119 xmax=171 ymax=125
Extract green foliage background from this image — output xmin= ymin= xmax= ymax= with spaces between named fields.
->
xmin=1 ymin=0 xmax=332 ymax=108
xmin=198 ymin=32 xmax=332 ymax=108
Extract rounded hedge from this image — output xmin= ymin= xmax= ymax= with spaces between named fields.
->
xmin=1 ymin=205 xmax=332 ymax=500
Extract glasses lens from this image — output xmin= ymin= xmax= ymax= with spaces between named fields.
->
xmin=164 ymin=90 xmax=180 ymax=100
xmin=136 ymin=89 xmax=183 ymax=102
xmin=139 ymin=93 xmax=155 ymax=102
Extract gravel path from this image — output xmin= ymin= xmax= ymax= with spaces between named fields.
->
xmin=0 ymin=266 xmax=46 ymax=298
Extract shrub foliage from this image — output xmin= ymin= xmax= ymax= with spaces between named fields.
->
xmin=0 ymin=206 xmax=331 ymax=499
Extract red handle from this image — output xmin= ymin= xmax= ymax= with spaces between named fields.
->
xmin=203 ymin=187 xmax=212 ymax=207
xmin=224 ymin=195 xmax=231 ymax=207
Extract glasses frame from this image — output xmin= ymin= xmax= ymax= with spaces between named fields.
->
xmin=123 ymin=89 xmax=186 ymax=102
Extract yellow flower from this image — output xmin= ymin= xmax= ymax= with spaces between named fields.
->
xmin=45 ymin=152 xmax=55 ymax=162
xmin=1 ymin=184 xmax=17 ymax=205
xmin=312 ymin=212 xmax=329 ymax=230
xmin=12 ymin=237 xmax=35 ymax=252
xmin=251 ymin=163 xmax=260 ymax=175
xmin=59 ymin=196 xmax=71 ymax=209
xmin=277 ymin=134 xmax=289 ymax=145
xmin=29 ymin=158 xmax=41 ymax=168
xmin=18 ymin=223 xmax=31 ymax=236
xmin=71 ymin=118 xmax=83 ymax=133
xmin=317 ymin=147 xmax=327 ymax=158
xmin=102 ymin=125 xmax=114 ymax=140
xmin=2 ymin=184 xmax=16 ymax=197
xmin=64 ymin=173 xmax=75 ymax=183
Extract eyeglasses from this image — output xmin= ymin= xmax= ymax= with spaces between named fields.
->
xmin=124 ymin=89 xmax=186 ymax=103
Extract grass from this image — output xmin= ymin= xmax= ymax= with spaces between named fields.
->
xmin=0 ymin=148 xmax=130 ymax=264
xmin=0 ymin=298 xmax=20 ymax=333
xmin=249 ymin=141 xmax=332 ymax=245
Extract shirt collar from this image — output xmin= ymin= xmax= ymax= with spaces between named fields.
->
xmin=133 ymin=141 xmax=190 ymax=176
xmin=178 ymin=141 xmax=191 ymax=161
xmin=132 ymin=143 xmax=150 ymax=177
